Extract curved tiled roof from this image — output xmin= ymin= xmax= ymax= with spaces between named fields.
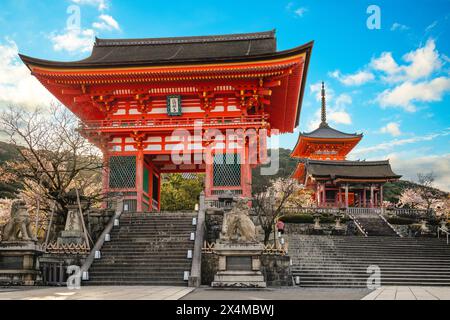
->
xmin=305 ymin=159 xmax=401 ymax=180
xmin=300 ymin=123 xmax=363 ymax=139
xmin=19 ymin=30 xmax=286 ymax=68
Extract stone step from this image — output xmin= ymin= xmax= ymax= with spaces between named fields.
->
xmin=86 ymin=213 xmax=197 ymax=286
xmin=290 ymin=256 xmax=450 ymax=262
xmin=287 ymin=232 xmax=450 ymax=287
xmin=292 ymin=270 xmax=450 ymax=280
xmin=297 ymin=281 xmax=450 ymax=288
xmin=293 ymin=266 xmax=450 ymax=272
xmin=86 ymin=280 xmax=187 ymax=286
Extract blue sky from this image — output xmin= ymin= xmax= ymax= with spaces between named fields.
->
xmin=0 ymin=0 xmax=449 ymax=190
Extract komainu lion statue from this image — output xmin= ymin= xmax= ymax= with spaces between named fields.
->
xmin=1 ymin=200 xmax=37 ymax=242
xmin=220 ymin=198 xmax=256 ymax=243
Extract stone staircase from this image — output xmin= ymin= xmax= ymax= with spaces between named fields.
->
xmin=348 ymin=208 xmax=398 ymax=236
xmin=287 ymin=234 xmax=450 ymax=287
xmin=86 ymin=211 xmax=197 ymax=286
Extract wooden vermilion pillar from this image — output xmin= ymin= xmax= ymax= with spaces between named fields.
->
xmin=363 ymin=187 xmax=367 ymax=208
xmin=136 ymin=149 xmax=144 ymax=212
xmin=380 ymin=185 xmax=384 ymax=208
xmin=322 ymin=185 xmax=326 ymax=206
xmin=370 ymin=184 xmax=374 ymax=208
xmin=101 ymin=152 xmax=110 ymax=209
xmin=344 ymin=184 xmax=349 ymax=208
xmin=243 ymin=144 xmax=252 ymax=198
xmin=316 ymin=183 xmax=321 ymax=206
xmin=204 ymin=150 xmax=213 ymax=198
xmin=157 ymin=173 xmax=161 ymax=211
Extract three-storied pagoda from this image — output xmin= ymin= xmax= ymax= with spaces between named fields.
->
xmin=20 ymin=30 xmax=313 ymax=211
xmin=291 ymin=83 xmax=401 ymax=208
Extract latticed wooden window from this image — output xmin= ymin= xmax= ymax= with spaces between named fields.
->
xmin=213 ymin=153 xmax=241 ymax=187
xmin=109 ymin=156 xmax=136 ymax=189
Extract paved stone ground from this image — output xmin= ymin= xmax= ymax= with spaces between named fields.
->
xmin=362 ymin=286 xmax=450 ymax=300
xmin=1 ymin=286 xmax=449 ymax=300
xmin=0 ymin=286 xmax=194 ymax=300
xmin=181 ymin=287 xmax=371 ymax=300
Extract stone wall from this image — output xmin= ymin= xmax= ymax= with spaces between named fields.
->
xmin=261 ymin=255 xmax=292 ymax=287
xmin=285 ymin=223 xmax=356 ymax=235
xmin=201 ymin=253 xmax=219 ymax=285
xmin=88 ymin=209 xmax=115 ymax=242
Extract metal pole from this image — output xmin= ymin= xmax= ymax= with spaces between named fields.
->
xmin=35 ymin=197 xmax=40 ymax=238
xmin=44 ymin=202 xmax=56 ymax=247
xmin=34 ymin=176 xmax=43 ymax=238
xmin=75 ymin=188 xmax=92 ymax=249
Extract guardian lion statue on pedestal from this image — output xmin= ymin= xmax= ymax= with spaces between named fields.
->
xmin=1 ymin=200 xmax=36 ymax=242
xmin=220 ymin=198 xmax=256 ymax=243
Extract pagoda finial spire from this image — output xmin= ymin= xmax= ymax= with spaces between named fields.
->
xmin=320 ymin=81 xmax=328 ymax=127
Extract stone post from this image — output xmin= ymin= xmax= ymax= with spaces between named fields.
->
xmin=188 ymin=191 xmax=205 ymax=287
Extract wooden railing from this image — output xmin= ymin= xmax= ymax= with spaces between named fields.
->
xmin=282 ymin=207 xmax=343 ymax=215
xmin=263 ymin=243 xmax=287 ymax=256
xmin=347 ymin=207 xmax=382 ymax=215
xmin=80 ymin=114 xmax=268 ymax=132
xmin=389 ymin=208 xmax=433 ymax=218
xmin=204 ymin=198 xmax=236 ymax=211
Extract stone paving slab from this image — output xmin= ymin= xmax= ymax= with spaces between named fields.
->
xmin=0 ymin=286 xmax=194 ymax=300
xmin=362 ymin=286 xmax=450 ymax=300
xmin=181 ymin=287 xmax=371 ymax=300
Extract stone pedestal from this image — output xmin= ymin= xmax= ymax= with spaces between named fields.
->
xmin=0 ymin=241 xmax=44 ymax=286
xmin=211 ymin=242 xmax=266 ymax=288
xmin=57 ymin=206 xmax=85 ymax=245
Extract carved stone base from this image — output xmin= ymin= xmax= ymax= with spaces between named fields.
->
xmin=211 ymin=242 xmax=267 ymax=288
xmin=57 ymin=230 xmax=85 ymax=245
xmin=0 ymin=241 xmax=44 ymax=286
xmin=212 ymin=270 xmax=266 ymax=288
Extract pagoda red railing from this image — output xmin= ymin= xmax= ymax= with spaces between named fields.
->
xmin=79 ymin=115 xmax=269 ymax=133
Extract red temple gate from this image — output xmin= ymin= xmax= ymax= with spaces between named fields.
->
xmin=20 ymin=31 xmax=313 ymax=211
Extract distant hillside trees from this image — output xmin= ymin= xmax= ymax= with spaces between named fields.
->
xmin=160 ymin=173 xmax=204 ymax=211
xmin=0 ymin=104 xmax=103 ymax=221
xmin=398 ymin=172 xmax=448 ymax=215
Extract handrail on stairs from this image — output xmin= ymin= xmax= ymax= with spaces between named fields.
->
xmin=347 ymin=213 xmax=368 ymax=237
xmin=438 ymin=227 xmax=449 ymax=245
xmin=188 ymin=191 xmax=206 ymax=287
xmin=378 ymin=209 xmax=402 ymax=237
xmin=80 ymin=195 xmax=124 ymax=281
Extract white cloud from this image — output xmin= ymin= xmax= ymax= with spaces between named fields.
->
xmin=377 ymin=76 xmax=450 ymax=112
xmin=286 ymin=2 xmax=307 ymax=17
xmin=380 ymin=122 xmax=402 ymax=137
xmin=442 ymin=54 xmax=450 ymax=64
xmin=371 ymin=39 xmax=442 ymax=83
xmin=328 ymin=111 xmax=352 ymax=125
xmin=425 ymin=20 xmax=438 ymax=33
xmin=0 ymin=39 xmax=54 ymax=108
xmin=329 ymin=70 xmax=375 ymax=86
xmin=93 ymin=14 xmax=120 ymax=31
xmin=389 ymin=153 xmax=450 ymax=191
xmin=370 ymin=52 xmax=401 ymax=76
xmin=391 ymin=23 xmax=409 ymax=31
xmin=50 ymin=28 xmax=95 ymax=53
xmin=294 ymin=7 xmax=307 ymax=17
xmin=402 ymin=39 xmax=442 ymax=80
xmin=352 ymin=130 xmax=450 ymax=156
xmin=71 ymin=0 xmax=109 ymax=11
xmin=307 ymin=83 xmax=352 ymax=130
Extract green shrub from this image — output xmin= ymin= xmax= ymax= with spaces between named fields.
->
xmin=386 ymin=216 xmax=416 ymax=225
xmin=280 ymin=214 xmax=348 ymax=224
